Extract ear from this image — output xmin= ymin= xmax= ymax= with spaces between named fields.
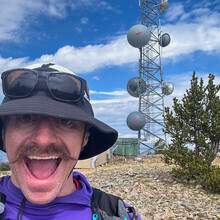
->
xmin=2 ymin=133 xmax=5 ymax=152
xmin=85 ymin=131 xmax=90 ymax=139
xmin=82 ymin=132 xmax=89 ymax=147
xmin=1 ymin=117 xmax=6 ymax=143
xmin=82 ymin=124 xmax=90 ymax=149
xmin=2 ymin=127 xmax=5 ymax=142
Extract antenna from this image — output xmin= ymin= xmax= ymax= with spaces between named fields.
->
xmin=158 ymin=0 xmax=169 ymax=15
xmin=126 ymin=0 xmax=173 ymax=155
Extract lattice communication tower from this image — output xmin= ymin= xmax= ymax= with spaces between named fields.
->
xmin=126 ymin=0 xmax=173 ymax=155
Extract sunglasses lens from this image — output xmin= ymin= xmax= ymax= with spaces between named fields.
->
xmin=2 ymin=69 xmax=85 ymax=102
xmin=4 ymin=70 xmax=37 ymax=97
xmin=48 ymin=73 xmax=82 ymax=101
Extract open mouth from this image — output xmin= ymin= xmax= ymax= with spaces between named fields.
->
xmin=24 ymin=156 xmax=62 ymax=179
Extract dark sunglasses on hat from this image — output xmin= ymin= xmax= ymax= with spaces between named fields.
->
xmin=1 ymin=68 xmax=90 ymax=102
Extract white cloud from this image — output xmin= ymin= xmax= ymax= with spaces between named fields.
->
xmin=0 ymin=1 xmax=219 ymax=75
xmin=81 ymin=17 xmax=89 ymax=25
xmin=75 ymin=27 xmax=82 ymax=33
xmin=90 ymin=90 xmax=127 ymax=96
xmin=92 ymin=76 xmax=100 ymax=81
xmin=119 ymin=133 xmax=138 ymax=138
xmin=0 ymin=0 xmax=113 ymax=42
xmin=70 ymin=0 xmax=115 ymax=11
xmin=31 ymin=35 xmax=138 ymax=74
xmin=91 ymin=96 xmax=139 ymax=135
xmin=164 ymin=3 xmax=185 ymax=22
xmin=162 ymin=11 xmax=220 ymax=61
xmin=0 ymin=55 xmax=29 ymax=72
xmin=1 ymin=3 xmax=219 ymax=74
xmin=0 ymin=0 xmax=69 ymax=42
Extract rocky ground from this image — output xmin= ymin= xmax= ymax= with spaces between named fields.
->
xmin=0 ymin=155 xmax=219 ymax=219
xmin=79 ymin=155 xmax=220 ymax=220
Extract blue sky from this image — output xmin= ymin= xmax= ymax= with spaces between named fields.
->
xmin=0 ymin=0 xmax=219 ymax=156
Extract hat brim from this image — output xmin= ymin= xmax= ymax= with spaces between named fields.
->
xmin=0 ymin=95 xmax=118 ymax=160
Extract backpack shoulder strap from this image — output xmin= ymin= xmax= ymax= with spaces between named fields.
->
xmin=91 ymin=187 xmax=138 ymax=220
xmin=91 ymin=188 xmax=120 ymax=217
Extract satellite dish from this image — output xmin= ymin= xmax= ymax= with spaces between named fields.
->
xmin=158 ymin=0 xmax=169 ymax=15
xmin=127 ymin=77 xmax=146 ymax=97
xmin=127 ymin=24 xmax=151 ymax=48
xmin=126 ymin=111 xmax=146 ymax=131
xmin=159 ymin=33 xmax=171 ymax=47
xmin=162 ymin=82 xmax=174 ymax=95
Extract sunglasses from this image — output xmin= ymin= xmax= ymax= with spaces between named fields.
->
xmin=1 ymin=68 xmax=90 ymax=102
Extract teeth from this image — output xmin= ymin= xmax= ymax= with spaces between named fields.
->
xmin=27 ymin=156 xmax=59 ymax=160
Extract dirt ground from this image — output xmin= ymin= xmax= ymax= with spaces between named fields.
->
xmin=78 ymin=155 xmax=220 ymax=220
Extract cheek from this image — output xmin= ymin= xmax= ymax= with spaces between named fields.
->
xmin=4 ymin=128 xmax=24 ymax=158
xmin=4 ymin=131 xmax=14 ymax=155
xmin=64 ymin=134 xmax=85 ymax=156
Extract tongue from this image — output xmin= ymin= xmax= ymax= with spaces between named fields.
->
xmin=27 ymin=159 xmax=59 ymax=179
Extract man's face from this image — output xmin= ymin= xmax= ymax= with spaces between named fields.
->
xmin=3 ymin=115 xmax=88 ymax=204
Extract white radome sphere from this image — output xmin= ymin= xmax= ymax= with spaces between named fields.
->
xmin=126 ymin=111 xmax=146 ymax=131
xmin=127 ymin=77 xmax=146 ymax=97
xmin=127 ymin=24 xmax=151 ymax=48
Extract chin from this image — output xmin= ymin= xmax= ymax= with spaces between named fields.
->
xmin=26 ymin=192 xmax=57 ymax=205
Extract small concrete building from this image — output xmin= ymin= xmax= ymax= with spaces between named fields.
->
xmin=75 ymin=149 xmax=111 ymax=169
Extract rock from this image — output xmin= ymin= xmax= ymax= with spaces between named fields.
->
xmin=180 ymin=203 xmax=194 ymax=211
xmin=134 ymin=157 xmax=143 ymax=162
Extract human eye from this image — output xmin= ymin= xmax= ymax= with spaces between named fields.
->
xmin=59 ymin=119 xmax=73 ymax=126
xmin=20 ymin=114 xmax=33 ymax=123
xmin=53 ymin=118 xmax=83 ymax=129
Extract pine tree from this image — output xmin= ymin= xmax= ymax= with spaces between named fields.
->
xmin=163 ymin=72 xmax=220 ymax=192
xmin=203 ymin=74 xmax=220 ymax=161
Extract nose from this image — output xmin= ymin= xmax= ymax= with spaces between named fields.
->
xmin=30 ymin=118 xmax=57 ymax=147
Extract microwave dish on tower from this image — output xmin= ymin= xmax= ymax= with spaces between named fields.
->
xmin=159 ymin=33 xmax=171 ymax=47
xmin=162 ymin=82 xmax=174 ymax=95
xmin=158 ymin=0 xmax=169 ymax=15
